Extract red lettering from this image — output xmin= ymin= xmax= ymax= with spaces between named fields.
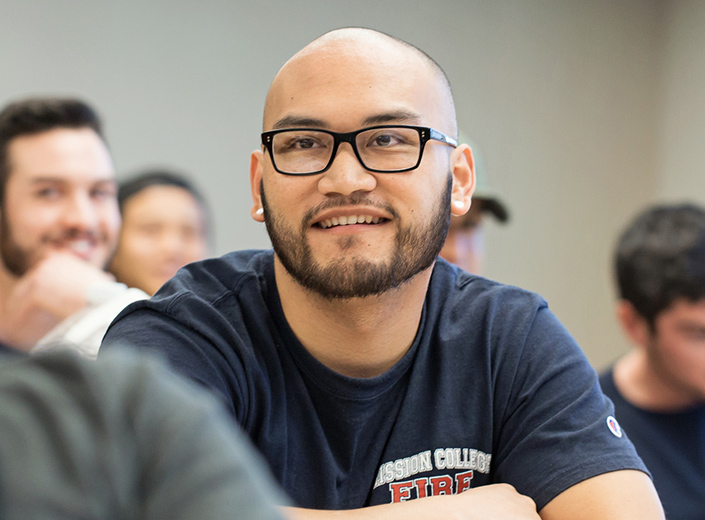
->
xmin=455 ymin=470 xmax=474 ymax=492
xmin=390 ymin=481 xmax=414 ymax=502
xmin=430 ymin=475 xmax=453 ymax=495
xmin=413 ymin=477 xmax=429 ymax=498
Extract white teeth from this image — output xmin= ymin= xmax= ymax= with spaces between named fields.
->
xmin=319 ymin=215 xmax=383 ymax=229
xmin=67 ymin=240 xmax=92 ymax=254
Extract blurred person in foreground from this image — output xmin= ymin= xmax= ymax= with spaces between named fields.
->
xmin=108 ymin=170 xmax=210 ymax=296
xmin=103 ymin=28 xmax=663 ymax=519
xmin=0 ymin=97 xmax=146 ymax=357
xmin=600 ymin=203 xmax=705 ymax=520
xmin=439 ymin=135 xmax=508 ymax=274
xmin=0 ymin=345 xmax=287 ymax=519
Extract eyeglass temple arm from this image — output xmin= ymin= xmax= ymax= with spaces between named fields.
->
xmin=429 ymin=128 xmax=457 ymax=147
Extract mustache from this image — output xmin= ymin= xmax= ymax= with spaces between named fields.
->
xmin=302 ymin=193 xmax=399 ymax=229
xmin=39 ymin=228 xmax=102 ymax=244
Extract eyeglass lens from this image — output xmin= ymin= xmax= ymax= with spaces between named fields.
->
xmin=270 ymin=127 xmax=422 ymax=174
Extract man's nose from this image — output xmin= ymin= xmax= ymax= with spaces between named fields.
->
xmin=158 ymin=229 xmax=187 ymax=258
xmin=60 ymin=192 xmax=98 ymax=230
xmin=317 ymin=142 xmax=377 ymax=196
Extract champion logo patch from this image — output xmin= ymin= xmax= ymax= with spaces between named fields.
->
xmin=606 ymin=415 xmax=623 ymax=438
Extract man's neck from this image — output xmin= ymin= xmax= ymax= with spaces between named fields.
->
xmin=614 ymin=350 xmax=703 ymax=412
xmin=274 ymin=258 xmax=432 ymax=378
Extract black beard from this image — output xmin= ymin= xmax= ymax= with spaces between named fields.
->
xmin=0 ymin=209 xmax=108 ymax=277
xmin=0 ymin=207 xmax=29 ymax=276
xmin=261 ymin=175 xmax=452 ymax=300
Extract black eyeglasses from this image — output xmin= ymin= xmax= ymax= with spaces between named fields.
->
xmin=261 ymin=125 xmax=457 ymax=176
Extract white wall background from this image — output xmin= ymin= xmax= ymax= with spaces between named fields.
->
xmin=2 ymin=0 xmax=703 ymax=370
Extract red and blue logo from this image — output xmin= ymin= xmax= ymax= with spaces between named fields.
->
xmin=606 ymin=415 xmax=623 ymax=438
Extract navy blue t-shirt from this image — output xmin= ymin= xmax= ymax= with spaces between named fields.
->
xmin=103 ymin=250 xmax=647 ymax=510
xmin=600 ymin=368 xmax=705 ymax=520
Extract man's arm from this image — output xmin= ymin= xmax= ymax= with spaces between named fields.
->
xmin=284 ymin=484 xmax=540 ymax=520
xmin=282 ymin=470 xmax=663 ymax=520
xmin=540 ymin=469 xmax=663 ymax=519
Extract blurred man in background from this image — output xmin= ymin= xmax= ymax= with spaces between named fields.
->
xmin=600 ymin=203 xmax=705 ymax=520
xmin=108 ymin=170 xmax=210 ymax=296
xmin=439 ymin=136 xmax=508 ymax=274
xmin=0 ymin=97 xmax=146 ymax=357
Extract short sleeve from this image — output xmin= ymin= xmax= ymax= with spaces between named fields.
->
xmin=492 ymin=306 xmax=647 ymax=509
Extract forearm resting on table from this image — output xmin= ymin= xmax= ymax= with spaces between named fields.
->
xmin=282 ymin=470 xmax=664 ymax=520
xmin=282 ymin=483 xmax=540 ymax=520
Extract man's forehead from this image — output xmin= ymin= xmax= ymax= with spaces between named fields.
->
xmin=269 ymin=110 xmax=425 ymax=131
xmin=7 ymin=128 xmax=114 ymax=182
xmin=263 ymin=31 xmax=452 ymax=131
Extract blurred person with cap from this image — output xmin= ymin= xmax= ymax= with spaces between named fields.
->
xmin=439 ymin=134 xmax=508 ymax=274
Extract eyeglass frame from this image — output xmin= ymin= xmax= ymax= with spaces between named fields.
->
xmin=260 ymin=125 xmax=458 ymax=176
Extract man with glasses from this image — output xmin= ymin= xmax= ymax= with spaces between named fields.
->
xmin=103 ymin=28 xmax=662 ymax=519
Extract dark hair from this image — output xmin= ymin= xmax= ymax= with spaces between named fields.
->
xmin=117 ymin=169 xmax=211 ymax=238
xmin=615 ymin=203 xmax=705 ymax=327
xmin=0 ymin=97 xmax=104 ymax=202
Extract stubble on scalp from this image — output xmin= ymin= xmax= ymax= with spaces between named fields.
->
xmin=262 ymin=28 xmax=458 ymax=139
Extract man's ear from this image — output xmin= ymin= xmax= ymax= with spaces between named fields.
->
xmin=449 ymin=143 xmax=475 ymax=217
xmin=616 ymin=300 xmax=652 ymax=349
xmin=250 ymin=149 xmax=265 ymax=222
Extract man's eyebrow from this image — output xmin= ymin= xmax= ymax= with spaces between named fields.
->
xmin=271 ymin=111 xmax=424 ymax=131
xmin=28 ymin=176 xmax=116 ymax=185
xmin=272 ymin=116 xmax=327 ymax=130
xmin=362 ymin=111 xmax=423 ymax=127
xmin=676 ymin=322 xmax=705 ymax=333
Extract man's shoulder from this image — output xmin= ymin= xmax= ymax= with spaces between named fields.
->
xmin=429 ymin=259 xmax=548 ymax=315
xmin=110 ymin=249 xmax=274 ymax=325
xmin=158 ymin=249 xmax=272 ymax=301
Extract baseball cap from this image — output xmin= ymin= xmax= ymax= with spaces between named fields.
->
xmin=459 ymin=131 xmax=509 ymax=223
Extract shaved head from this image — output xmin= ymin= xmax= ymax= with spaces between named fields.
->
xmin=251 ymin=28 xmax=471 ymax=300
xmin=263 ymin=28 xmax=458 ymax=139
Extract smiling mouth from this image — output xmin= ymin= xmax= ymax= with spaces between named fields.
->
xmin=316 ymin=215 xmax=388 ymax=229
xmin=46 ymin=237 xmax=98 ymax=259
xmin=65 ymin=239 xmax=95 ymax=255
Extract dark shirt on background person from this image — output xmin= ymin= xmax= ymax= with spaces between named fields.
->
xmin=600 ymin=203 xmax=705 ymax=520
